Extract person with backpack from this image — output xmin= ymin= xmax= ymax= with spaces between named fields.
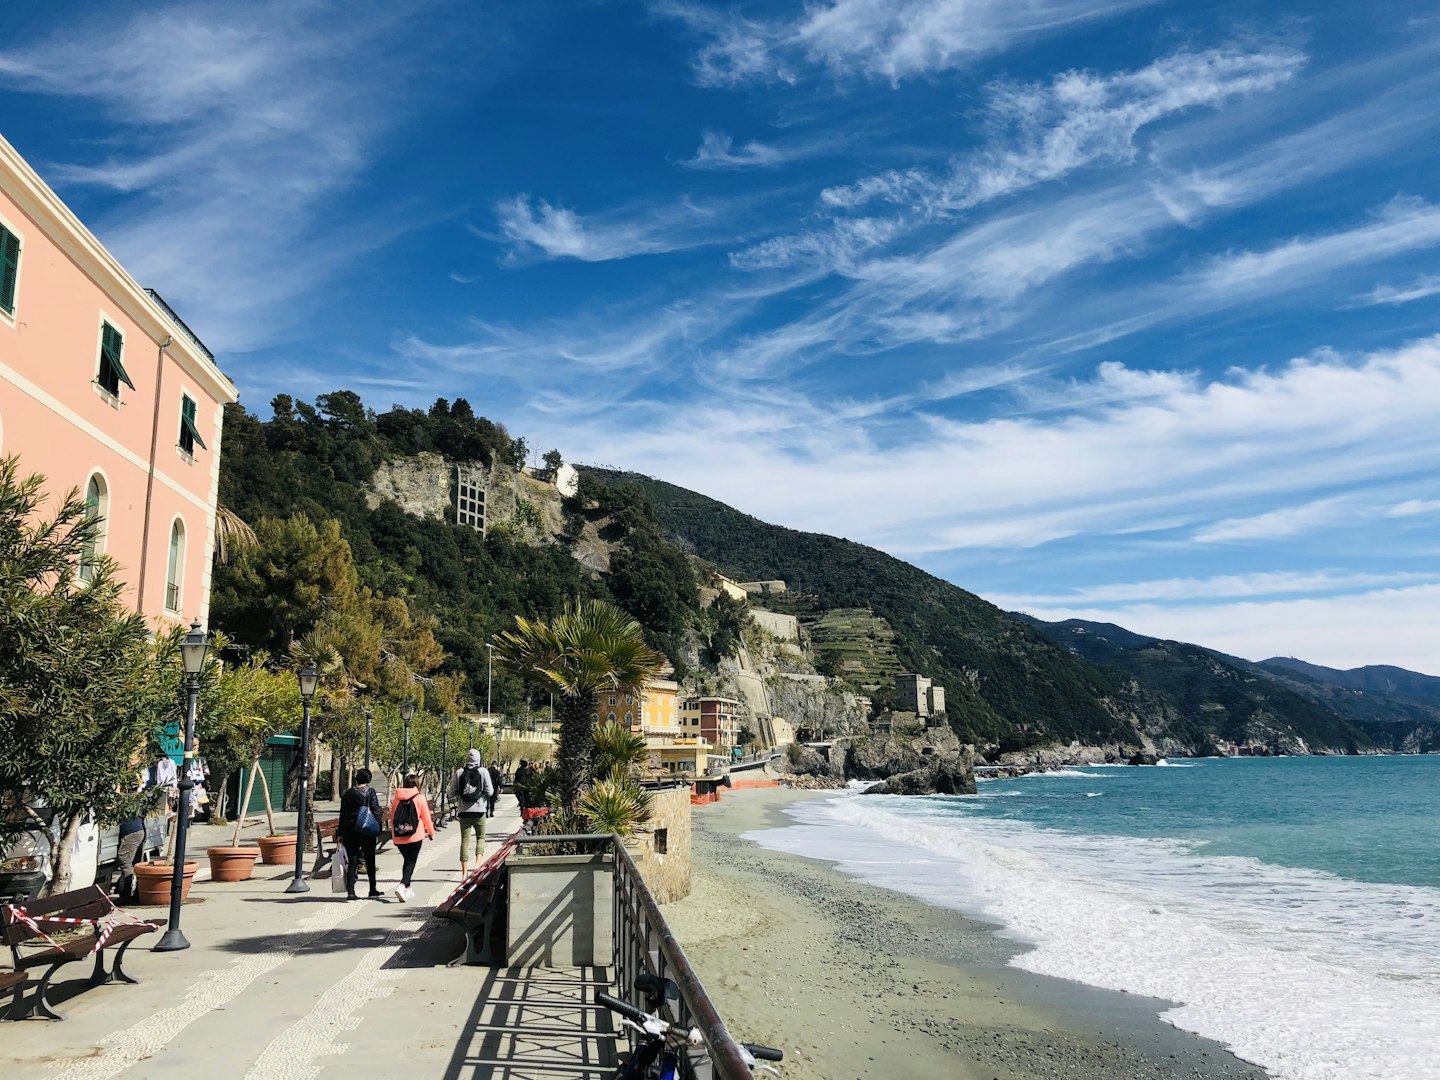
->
xmin=486 ymin=763 xmax=502 ymax=818
xmin=388 ymin=772 xmax=434 ymax=903
xmin=340 ymin=769 xmax=384 ymax=900
xmin=449 ymin=748 xmax=494 ymax=876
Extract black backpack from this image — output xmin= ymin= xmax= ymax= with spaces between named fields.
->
xmin=460 ymin=765 xmax=485 ymax=801
xmin=392 ymin=795 xmax=419 ymax=838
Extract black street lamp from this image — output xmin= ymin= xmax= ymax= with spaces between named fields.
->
xmin=155 ymin=620 xmax=208 ymax=952
xmin=363 ymin=707 xmax=373 ymax=771
xmin=437 ymin=714 xmax=451 ymax=829
xmin=285 ymin=662 xmax=320 ymax=894
xmin=400 ymin=699 xmax=414 ymax=773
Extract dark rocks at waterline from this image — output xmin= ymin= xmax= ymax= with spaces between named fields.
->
xmin=863 ymin=754 xmax=977 ymax=796
xmin=1127 ymin=752 xmax=1160 ymax=766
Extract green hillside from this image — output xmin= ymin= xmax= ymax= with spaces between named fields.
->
xmin=584 ymin=469 xmax=1142 ymax=750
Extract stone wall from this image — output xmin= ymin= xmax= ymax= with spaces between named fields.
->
xmin=749 ymin=608 xmax=799 ymax=641
xmin=632 ymin=784 xmax=692 ymax=903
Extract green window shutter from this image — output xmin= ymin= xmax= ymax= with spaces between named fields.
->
xmin=0 ymin=227 xmax=18 ymax=314
xmin=179 ymin=395 xmax=207 ymax=451
xmin=101 ymin=323 xmax=136 ymax=391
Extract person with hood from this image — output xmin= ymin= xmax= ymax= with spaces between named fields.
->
xmin=388 ymin=772 xmax=435 ymax=903
xmin=449 ymin=748 xmax=494 ymax=876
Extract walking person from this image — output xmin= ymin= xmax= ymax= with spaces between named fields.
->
xmin=450 ymin=748 xmax=494 ymax=876
xmin=513 ymin=759 xmax=533 ymax=813
xmin=389 ymin=772 xmax=434 ymax=903
xmin=340 ymin=768 xmax=384 ymax=900
xmin=486 ymin=762 xmax=502 ymax=818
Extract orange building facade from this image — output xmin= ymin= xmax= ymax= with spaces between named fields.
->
xmin=0 ymin=134 xmax=238 ymax=628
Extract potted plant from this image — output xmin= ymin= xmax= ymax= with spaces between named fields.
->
xmin=201 ymin=657 xmax=302 ymax=874
xmin=134 ymin=859 xmax=199 ymax=905
xmin=492 ymin=601 xmax=664 ymax=966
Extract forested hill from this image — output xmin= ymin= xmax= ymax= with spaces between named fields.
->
xmin=584 ymin=469 xmax=1145 ymax=750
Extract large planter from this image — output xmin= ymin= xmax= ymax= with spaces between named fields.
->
xmin=256 ymin=834 xmax=298 ymax=865
xmin=134 ymin=860 xmax=198 ymax=906
xmin=506 ymin=851 xmax=613 ymax=967
xmin=207 ymin=846 xmax=261 ymax=882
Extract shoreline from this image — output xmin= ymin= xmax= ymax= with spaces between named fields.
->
xmin=664 ymin=785 xmax=1270 ymax=1080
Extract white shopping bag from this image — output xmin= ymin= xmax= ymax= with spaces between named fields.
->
xmin=330 ymin=843 xmax=349 ymax=893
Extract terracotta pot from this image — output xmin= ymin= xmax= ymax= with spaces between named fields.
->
xmin=134 ymin=860 xmax=198 ymax=905
xmin=256 ymin=834 xmax=298 ymax=865
xmin=206 ymin=846 xmax=260 ymax=882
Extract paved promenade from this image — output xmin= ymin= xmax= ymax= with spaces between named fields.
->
xmin=0 ymin=798 xmax=619 ymax=1080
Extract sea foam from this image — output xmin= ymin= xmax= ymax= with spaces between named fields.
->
xmin=745 ymin=792 xmax=1440 ymax=1080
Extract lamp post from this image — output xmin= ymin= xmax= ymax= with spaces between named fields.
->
xmin=485 ymin=642 xmax=494 ymax=719
xmin=400 ymin=699 xmax=414 ymax=773
xmin=155 ymin=621 xmax=208 ymax=952
xmin=363 ymin=707 xmax=373 ymax=771
xmin=285 ymin=662 xmax=320 ymax=894
xmin=437 ymin=714 xmax=451 ymax=829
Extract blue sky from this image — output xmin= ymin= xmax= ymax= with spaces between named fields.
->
xmin=4 ymin=0 xmax=1440 ymax=672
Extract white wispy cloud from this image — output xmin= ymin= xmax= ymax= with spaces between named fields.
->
xmin=682 ymin=129 xmax=828 ymax=169
xmin=661 ymin=0 xmax=1152 ymax=86
xmin=1193 ymin=498 xmax=1352 ymax=544
xmin=992 ymin=569 xmax=1437 ymax=606
xmin=494 ymin=194 xmax=733 ymax=262
xmin=733 ymin=46 xmax=1303 ymax=275
xmin=824 ymin=47 xmax=1303 ymax=213
xmin=0 ymin=0 xmax=464 ymax=355
xmin=1388 ymin=498 xmax=1440 ymax=518
xmin=1355 ymin=274 xmax=1440 ymax=306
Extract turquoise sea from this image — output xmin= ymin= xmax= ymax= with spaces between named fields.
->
xmin=748 ymin=756 xmax=1440 ymax=1080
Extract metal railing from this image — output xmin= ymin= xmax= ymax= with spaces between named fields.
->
xmin=144 ymin=288 xmax=216 ymax=362
xmin=612 ymin=836 xmax=755 ymax=1079
xmin=511 ymin=832 xmax=754 ymax=1078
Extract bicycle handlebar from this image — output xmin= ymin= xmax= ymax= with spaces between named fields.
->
xmin=596 ymin=991 xmax=648 ymax=1026
xmin=744 ymin=1044 xmax=784 ymax=1062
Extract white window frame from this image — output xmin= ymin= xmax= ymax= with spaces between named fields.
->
xmin=165 ymin=516 xmax=186 ymax=615
xmin=78 ymin=469 xmax=110 ymax=583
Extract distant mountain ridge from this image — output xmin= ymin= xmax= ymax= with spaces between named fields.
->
xmin=1019 ymin=618 xmax=1374 ymax=755
xmin=583 ymin=468 xmax=1416 ymax=757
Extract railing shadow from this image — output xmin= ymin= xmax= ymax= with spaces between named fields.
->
xmin=442 ymin=965 xmax=617 ymax=1080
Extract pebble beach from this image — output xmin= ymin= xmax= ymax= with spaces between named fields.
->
xmin=664 ymin=784 xmax=1271 ymax=1080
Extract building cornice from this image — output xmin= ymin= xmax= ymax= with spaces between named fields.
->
xmin=0 ymin=134 xmax=238 ymax=406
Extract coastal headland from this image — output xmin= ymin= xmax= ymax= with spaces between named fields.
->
xmin=665 ymin=783 xmax=1270 ymax=1080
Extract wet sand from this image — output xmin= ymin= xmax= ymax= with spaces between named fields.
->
xmin=664 ymin=785 xmax=1271 ymax=1080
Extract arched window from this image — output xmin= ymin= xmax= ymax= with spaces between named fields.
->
xmin=165 ymin=518 xmax=185 ymax=613
xmin=78 ymin=473 xmax=107 ymax=582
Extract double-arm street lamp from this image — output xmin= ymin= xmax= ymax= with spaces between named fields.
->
xmin=155 ymin=621 xmax=209 ymax=952
xmin=285 ymin=662 xmax=320 ymax=894
xmin=437 ymin=714 xmax=451 ymax=829
xmin=400 ymin=699 xmax=415 ymax=772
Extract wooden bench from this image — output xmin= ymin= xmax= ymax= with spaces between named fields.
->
xmin=0 ymin=970 xmax=30 ymax=1018
xmin=1 ymin=886 xmax=161 ymax=1020
xmin=311 ymin=813 xmax=392 ymax=878
xmin=433 ymin=829 xmax=520 ymax=965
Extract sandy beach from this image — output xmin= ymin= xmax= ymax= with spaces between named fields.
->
xmin=664 ymin=784 xmax=1271 ymax=1080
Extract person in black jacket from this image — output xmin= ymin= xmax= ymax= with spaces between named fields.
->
xmin=340 ymin=769 xmax=383 ymax=900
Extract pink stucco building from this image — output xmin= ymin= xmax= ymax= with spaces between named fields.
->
xmin=0 ymin=133 xmax=238 ymax=628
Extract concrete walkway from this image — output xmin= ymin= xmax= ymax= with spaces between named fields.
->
xmin=0 ymin=798 xmax=619 ymax=1080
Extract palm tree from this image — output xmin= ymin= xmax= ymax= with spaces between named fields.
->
xmin=491 ymin=599 xmax=665 ymax=814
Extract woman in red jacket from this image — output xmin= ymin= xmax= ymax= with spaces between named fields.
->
xmin=388 ymin=772 xmax=435 ymax=903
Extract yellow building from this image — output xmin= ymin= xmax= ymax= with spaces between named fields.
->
xmin=651 ymin=738 xmax=711 ymax=778
xmin=598 ymin=679 xmax=681 ymax=739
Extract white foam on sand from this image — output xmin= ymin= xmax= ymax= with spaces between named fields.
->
xmin=745 ymin=793 xmax=1440 ymax=1080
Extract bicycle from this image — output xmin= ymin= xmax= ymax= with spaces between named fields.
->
xmin=598 ymin=974 xmax=783 ymax=1079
